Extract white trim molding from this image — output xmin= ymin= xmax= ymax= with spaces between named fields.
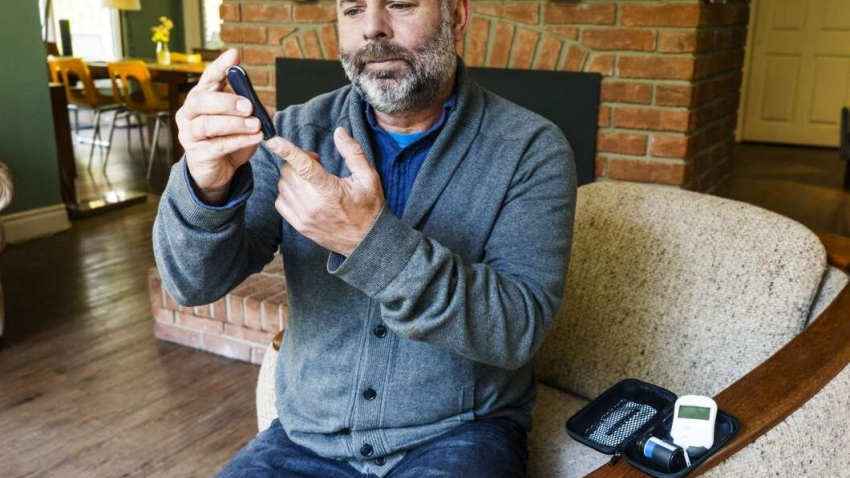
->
xmin=0 ymin=204 xmax=71 ymax=245
xmin=736 ymin=0 xmax=758 ymax=143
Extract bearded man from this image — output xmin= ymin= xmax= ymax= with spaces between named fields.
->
xmin=153 ymin=0 xmax=577 ymax=476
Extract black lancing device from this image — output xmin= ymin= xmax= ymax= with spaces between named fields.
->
xmin=226 ymin=65 xmax=276 ymax=140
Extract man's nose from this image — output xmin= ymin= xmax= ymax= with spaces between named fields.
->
xmin=362 ymin=6 xmax=391 ymax=41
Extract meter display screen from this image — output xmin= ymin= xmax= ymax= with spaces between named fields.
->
xmin=678 ymin=405 xmax=711 ymax=420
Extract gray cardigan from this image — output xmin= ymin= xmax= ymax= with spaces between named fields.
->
xmin=153 ymin=60 xmax=577 ymax=476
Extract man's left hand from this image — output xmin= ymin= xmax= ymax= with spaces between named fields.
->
xmin=267 ymin=127 xmax=385 ymax=257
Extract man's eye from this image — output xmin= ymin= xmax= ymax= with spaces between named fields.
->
xmin=344 ymin=8 xmax=363 ymax=16
xmin=390 ymin=3 xmax=411 ymax=10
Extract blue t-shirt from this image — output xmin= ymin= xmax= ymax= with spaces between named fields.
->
xmin=364 ymin=94 xmax=457 ymax=217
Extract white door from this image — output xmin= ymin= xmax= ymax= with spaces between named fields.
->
xmin=743 ymin=0 xmax=850 ymax=147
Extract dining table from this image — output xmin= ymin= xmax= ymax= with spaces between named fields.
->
xmin=86 ymin=60 xmax=209 ymax=163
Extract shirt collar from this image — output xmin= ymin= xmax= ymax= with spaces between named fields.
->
xmin=363 ymin=90 xmax=458 ymax=139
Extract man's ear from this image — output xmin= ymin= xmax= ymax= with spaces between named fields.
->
xmin=453 ymin=0 xmax=470 ymax=40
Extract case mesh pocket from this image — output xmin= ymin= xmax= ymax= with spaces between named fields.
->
xmin=585 ymin=399 xmax=657 ymax=448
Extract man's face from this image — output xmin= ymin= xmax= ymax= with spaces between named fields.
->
xmin=338 ymin=0 xmax=458 ymax=114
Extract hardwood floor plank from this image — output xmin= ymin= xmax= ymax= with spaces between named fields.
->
xmin=0 ymin=190 xmax=259 ymax=478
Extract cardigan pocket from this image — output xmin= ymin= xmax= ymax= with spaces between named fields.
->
xmin=382 ymin=338 xmax=474 ymax=428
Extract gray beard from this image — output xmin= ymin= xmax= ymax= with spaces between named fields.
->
xmin=339 ymin=13 xmax=457 ymax=115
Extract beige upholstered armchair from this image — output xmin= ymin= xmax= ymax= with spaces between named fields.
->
xmin=255 ymin=182 xmax=850 ymax=477
xmin=0 ymin=160 xmax=14 ymax=339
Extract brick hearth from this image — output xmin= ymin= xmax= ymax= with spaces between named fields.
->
xmin=149 ymin=258 xmax=287 ymax=365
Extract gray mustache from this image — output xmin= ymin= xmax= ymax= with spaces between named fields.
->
xmin=352 ymin=43 xmax=414 ymax=70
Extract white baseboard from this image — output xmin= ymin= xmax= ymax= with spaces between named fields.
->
xmin=1 ymin=204 xmax=71 ymax=245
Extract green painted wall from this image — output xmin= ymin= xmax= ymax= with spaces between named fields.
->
xmin=0 ymin=2 xmax=63 ymax=216
xmin=122 ymin=0 xmax=186 ymax=59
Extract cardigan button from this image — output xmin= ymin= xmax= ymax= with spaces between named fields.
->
xmin=363 ymin=388 xmax=377 ymax=400
xmin=375 ymin=456 xmax=386 ymax=466
xmin=360 ymin=443 xmax=374 ymax=458
xmin=373 ymin=325 xmax=387 ymax=338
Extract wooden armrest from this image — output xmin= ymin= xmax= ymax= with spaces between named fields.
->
xmin=273 ymin=331 xmax=284 ymax=351
xmin=815 ymin=230 xmax=850 ymax=273
xmin=583 ymin=234 xmax=850 ymax=477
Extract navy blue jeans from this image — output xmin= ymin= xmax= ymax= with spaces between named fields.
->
xmin=213 ymin=417 xmax=528 ymax=478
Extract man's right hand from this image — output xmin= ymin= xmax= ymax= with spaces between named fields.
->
xmin=177 ymin=48 xmax=264 ymax=205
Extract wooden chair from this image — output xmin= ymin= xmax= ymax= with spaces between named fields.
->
xmin=44 ymin=42 xmax=60 ymax=57
xmin=106 ymin=61 xmax=171 ymax=179
xmin=255 ymin=182 xmax=850 ymax=477
xmin=45 ymin=58 xmax=80 ymax=134
xmin=47 ymin=57 xmax=121 ymax=168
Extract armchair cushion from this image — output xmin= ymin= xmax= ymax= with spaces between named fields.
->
xmin=526 ymin=384 xmax=607 ymax=478
xmin=256 ymin=343 xmax=278 ymax=434
xmin=534 ymin=182 xmax=827 ymax=400
xmin=701 ymin=363 xmax=850 ymax=478
xmin=0 ymin=160 xmax=12 ymax=338
xmin=0 ymin=161 xmax=13 ymax=254
xmin=806 ymin=265 xmax=849 ymax=325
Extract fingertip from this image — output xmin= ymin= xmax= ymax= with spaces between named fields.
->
xmin=223 ymin=48 xmax=239 ymax=65
xmin=275 ymin=138 xmax=295 ymax=158
xmin=266 ymin=136 xmax=283 ymax=152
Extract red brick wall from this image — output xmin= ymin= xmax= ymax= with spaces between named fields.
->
xmin=150 ymin=260 xmax=287 ymax=365
xmin=219 ymin=0 xmax=750 ymax=194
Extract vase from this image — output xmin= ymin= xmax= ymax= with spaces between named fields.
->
xmin=156 ymin=41 xmax=171 ymax=66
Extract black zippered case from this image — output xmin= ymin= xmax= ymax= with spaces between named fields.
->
xmin=565 ymin=379 xmax=740 ymax=478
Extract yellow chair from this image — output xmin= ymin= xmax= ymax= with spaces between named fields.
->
xmin=106 ymin=61 xmax=171 ymax=179
xmin=48 ymin=57 xmax=122 ymax=167
xmin=170 ymin=52 xmax=202 ymax=64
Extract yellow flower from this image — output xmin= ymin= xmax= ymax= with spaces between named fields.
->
xmin=151 ymin=17 xmax=174 ymax=44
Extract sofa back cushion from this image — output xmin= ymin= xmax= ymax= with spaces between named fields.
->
xmin=806 ymin=265 xmax=848 ymax=325
xmin=533 ymin=182 xmax=827 ymax=399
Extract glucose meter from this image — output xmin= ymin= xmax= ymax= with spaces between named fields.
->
xmin=670 ymin=395 xmax=717 ymax=466
xmin=226 ymin=65 xmax=276 ymax=140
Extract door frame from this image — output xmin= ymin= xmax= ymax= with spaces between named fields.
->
xmin=736 ymin=0 xmax=760 ymax=142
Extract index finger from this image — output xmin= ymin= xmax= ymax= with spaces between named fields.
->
xmin=267 ymin=137 xmax=330 ymax=187
xmin=195 ymin=48 xmax=240 ymax=92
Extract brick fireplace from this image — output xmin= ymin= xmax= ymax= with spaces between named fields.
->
xmin=153 ymin=0 xmax=751 ymax=362
xmin=219 ymin=0 xmax=749 ymax=193
xmin=150 ymin=260 xmax=287 ymax=365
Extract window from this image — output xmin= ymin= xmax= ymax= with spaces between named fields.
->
xmin=201 ymin=0 xmax=223 ymax=49
xmin=40 ymin=0 xmax=122 ymax=60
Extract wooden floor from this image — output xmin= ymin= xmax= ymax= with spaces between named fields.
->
xmin=726 ymin=142 xmax=850 ymax=236
xmin=0 ymin=114 xmax=258 ymax=478
xmin=72 ymin=113 xmax=171 ymax=200
xmin=0 ymin=112 xmax=848 ymax=478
